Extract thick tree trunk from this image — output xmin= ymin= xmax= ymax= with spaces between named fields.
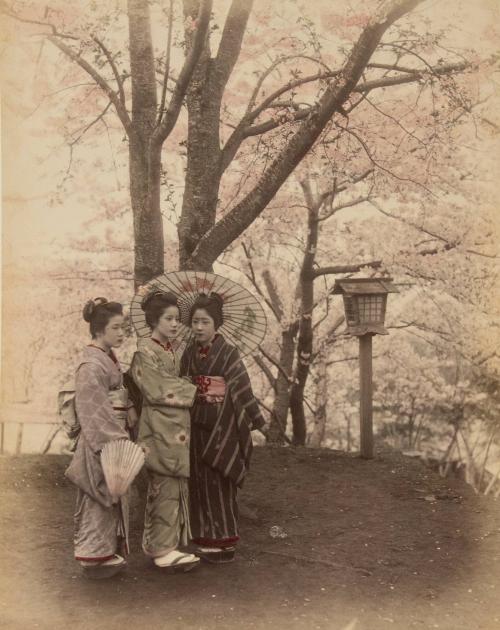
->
xmin=129 ymin=138 xmax=164 ymax=287
xmin=179 ymin=0 xmax=253 ymax=271
xmin=178 ymin=2 xmax=220 ymax=270
xmin=128 ymin=0 xmax=163 ymax=286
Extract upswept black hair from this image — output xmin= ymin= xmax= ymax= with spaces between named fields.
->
xmin=141 ymin=290 xmax=179 ymax=329
xmin=82 ymin=297 xmax=123 ymax=338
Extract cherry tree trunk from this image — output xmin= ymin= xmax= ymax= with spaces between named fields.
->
xmin=308 ymin=345 xmax=328 ymax=448
xmin=267 ymin=326 xmax=297 ymax=444
xmin=178 ymin=21 xmax=221 ymax=271
xmin=290 ymin=192 xmax=318 ymax=446
xmin=128 ymin=0 xmax=164 ymax=287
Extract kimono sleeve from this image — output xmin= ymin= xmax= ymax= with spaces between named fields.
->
xmin=179 ymin=344 xmax=193 ymax=379
xmin=130 ymin=351 xmax=197 ymax=408
xmin=75 ymin=363 xmax=129 ymax=453
xmin=226 ymin=347 xmax=266 ymax=431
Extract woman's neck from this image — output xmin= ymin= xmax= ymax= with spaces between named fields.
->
xmin=90 ymin=340 xmax=112 ymax=354
xmin=152 ymin=330 xmax=171 ymax=346
xmin=197 ymin=333 xmax=217 ymax=347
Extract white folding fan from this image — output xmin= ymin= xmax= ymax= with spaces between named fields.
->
xmin=101 ymin=440 xmax=145 ymax=503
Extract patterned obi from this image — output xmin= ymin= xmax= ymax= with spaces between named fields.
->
xmin=108 ymin=387 xmax=129 ymax=423
xmin=195 ymin=376 xmax=226 ymax=404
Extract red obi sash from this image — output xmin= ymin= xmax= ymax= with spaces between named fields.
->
xmin=195 ymin=375 xmax=226 ymax=404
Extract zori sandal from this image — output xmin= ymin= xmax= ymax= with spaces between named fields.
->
xmin=153 ymin=549 xmax=200 ymax=573
xmin=194 ymin=546 xmax=236 ymax=564
xmin=80 ymin=554 xmax=127 ymax=579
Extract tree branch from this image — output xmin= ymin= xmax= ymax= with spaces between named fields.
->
xmin=253 ymin=354 xmax=277 ymax=391
xmin=69 ymin=100 xmax=113 ymax=146
xmin=319 ymin=195 xmax=372 ymax=221
xmin=258 ymin=346 xmax=293 ymax=383
xmin=239 ymin=244 xmax=282 ymax=321
xmin=313 ymin=261 xmax=382 ymax=278
xmin=336 ymin=121 xmax=435 ymax=195
xmin=355 ymin=59 xmax=474 ymax=94
xmin=214 ymin=0 xmax=254 ymax=90
xmin=153 ymin=0 xmax=213 ymax=145
xmin=191 ymin=0 xmax=426 ymax=268
xmin=261 ymin=269 xmax=285 ymax=322
xmin=0 ymin=5 xmax=79 ymax=39
xmin=220 ymin=56 xmax=484 ymax=174
xmin=48 ymin=36 xmax=132 ymax=133
xmin=92 ymin=36 xmax=126 ymax=107
xmin=157 ymin=0 xmax=174 ymax=125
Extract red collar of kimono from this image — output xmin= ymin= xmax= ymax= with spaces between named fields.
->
xmin=197 ymin=333 xmax=220 ymax=359
xmin=151 ymin=337 xmax=173 ymax=352
xmin=88 ymin=344 xmax=119 ymax=365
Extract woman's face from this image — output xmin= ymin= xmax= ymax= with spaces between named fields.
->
xmin=191 ymin=308 xmax=216 ymax=344
xmin=96 ymin=314 xmax=125 ymax=349
xmin=154 ymin=305 xmax=180 ymax=339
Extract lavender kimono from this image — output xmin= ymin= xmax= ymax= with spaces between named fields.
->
xmin=65 ymin=345 xmax=130 ymax=561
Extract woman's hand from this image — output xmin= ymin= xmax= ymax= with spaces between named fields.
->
xmin=127 ymin=406 xmax=139 ymax=428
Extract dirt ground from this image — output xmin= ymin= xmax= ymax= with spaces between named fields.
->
xmin=1 ymin=446 xmax=499 ymax=630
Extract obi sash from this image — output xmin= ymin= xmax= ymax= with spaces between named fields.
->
xmin=195 ymin=375 xmax=226 ymax=404
xmin=108 ymin=387 xmax=129 ymax=422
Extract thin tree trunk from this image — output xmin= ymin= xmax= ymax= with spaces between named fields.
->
xmin=347 ymin=413 xmax=352 ymax=452
xmin=290 ymin=179 xmax=319 ymax=445
xmin=267 ymin=326 xmax=297 ymax=444
xmin=309 ymin=344 xmax=327 ymax=448
xmin=478 ymin=427 xmax=497 ymax=492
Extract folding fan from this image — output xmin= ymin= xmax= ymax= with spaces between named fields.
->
xmin=101 ymin=440 xmax=145 ymax=503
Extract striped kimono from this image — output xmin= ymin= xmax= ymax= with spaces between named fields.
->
xmin=180 ymin=334 xmax=265 ymax=547
xmin=65 ymin=345 xmax=131 ymax=562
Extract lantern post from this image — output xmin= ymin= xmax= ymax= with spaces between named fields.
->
xmin=332 ymin=278 xmax=399 ymax=459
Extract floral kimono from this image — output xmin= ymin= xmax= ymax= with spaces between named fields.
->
xmin=65 ymin=345 xmax=132 ymax=562
xmin=130 ymin=337 xmax=197 ymax=557
xmin=180 ymin=334 xmax=265 ymax=548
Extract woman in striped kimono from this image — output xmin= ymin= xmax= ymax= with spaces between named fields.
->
xmin=130 ymin=291 xmax=200 ymax=572
xmin=65 ymin=298 xmax=135 ymax=578
xmin=180 ymin=293 xmax=265 ymax=563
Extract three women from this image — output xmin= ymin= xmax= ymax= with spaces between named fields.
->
xmin=67 ymin=288 xmax=264 ymax=576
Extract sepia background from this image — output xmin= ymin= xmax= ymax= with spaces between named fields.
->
xmin=0 ymin=1 xmax=499 ymax=628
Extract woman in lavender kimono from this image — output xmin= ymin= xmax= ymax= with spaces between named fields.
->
xmin=180 ymin=293 xmax=265 ymax=564
xmin=130 ymin=291 xmax=199 ymax=572
xmin=65 ymin=298 xmax=135 ymax=578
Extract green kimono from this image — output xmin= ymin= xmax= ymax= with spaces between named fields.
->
xmin=130 ymin=338 xmax=197 ymax=557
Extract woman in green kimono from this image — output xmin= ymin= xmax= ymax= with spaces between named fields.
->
xmin=130 ymin=291 xmax=199 ymax=572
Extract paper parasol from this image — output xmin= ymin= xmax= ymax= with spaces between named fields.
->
xmin=130 ymin=271 xmax=267 ymax=357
